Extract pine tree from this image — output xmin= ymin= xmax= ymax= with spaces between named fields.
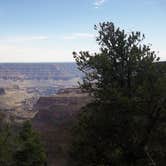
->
xmin=14 ymin=121 xmax=47 ymax=166
xmin=71 ymin=22 xmax=166 ymax=166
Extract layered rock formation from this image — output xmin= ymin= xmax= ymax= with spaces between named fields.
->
xmin=0 ymin=63 xmax=81 ymax=80
xmin=32 ymin=88 xmax=90 ymax=166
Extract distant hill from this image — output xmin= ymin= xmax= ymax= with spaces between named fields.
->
xmin=0 ymin=63 xmax=81 ymax=80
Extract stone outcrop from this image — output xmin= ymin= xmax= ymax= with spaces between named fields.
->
xmin=32 ymin=88 xmax=91 ymax=166
xmin=0 ymin=88 xmax=5 ymax=95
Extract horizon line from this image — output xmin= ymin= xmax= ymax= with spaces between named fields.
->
xmin=0 ymin=61 xmax=75 ymax=63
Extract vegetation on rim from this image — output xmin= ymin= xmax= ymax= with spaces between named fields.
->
xmin=70 ymin=21 xmax=166 ymax=166
xmin=0 ymin=118 xmax=46 ymax=166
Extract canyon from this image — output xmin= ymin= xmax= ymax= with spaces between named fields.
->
xmin=0 ymin=63 xmax=89 ymax=165
xmin=0 ymin=63 xmax=82 ymax=121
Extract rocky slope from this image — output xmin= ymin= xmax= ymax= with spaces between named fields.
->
xmin=0 ymin=88 xmax=5 ymax=95
xmin=0 ymin=63 xmax=82 ymax=121
xmin=32 ymin=88 xmax=91 ymax=166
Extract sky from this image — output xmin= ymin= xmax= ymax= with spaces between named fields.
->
xmin=0 ymin=0 xmax=165 ymax=62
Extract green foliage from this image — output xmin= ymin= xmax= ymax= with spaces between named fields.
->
xmin=71 ymin=22 xmax=166 ymax=166
xmin=0 ymin=124 xmax=14 ymax=166
xmin=0 ymin=120 xmax=46 ymax=166
xmin=14 ymin=121 xmax=47 ymax=166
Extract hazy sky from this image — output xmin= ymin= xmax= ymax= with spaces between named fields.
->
xmin=0 ymin=0 xmax=165 ymax=62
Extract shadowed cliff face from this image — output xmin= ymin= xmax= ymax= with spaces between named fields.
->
xmin=32 ymin=89 xmax=91 ymax=166
xmin=0 ymin=88 xmax=5 ymax=95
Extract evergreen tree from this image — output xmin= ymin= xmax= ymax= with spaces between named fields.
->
xmin=71 ymin=22 xmax=166 ymax=166
xmin=14 ymin=121 xmax=47 ymax=166
xmin=0 ymin=123 xmax=13 ymax=166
